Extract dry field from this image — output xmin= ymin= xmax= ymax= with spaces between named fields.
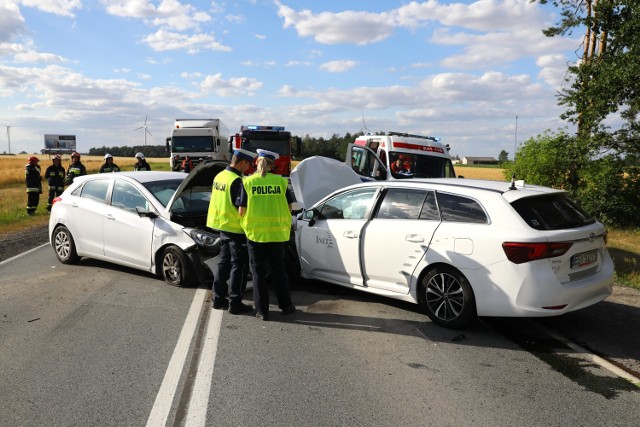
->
xmin=0 ymin=154 xmax=168 ymax=187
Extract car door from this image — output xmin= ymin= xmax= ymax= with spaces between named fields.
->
xmin=298 ymin=187 xmax=379 ymax=286
xmin=346 ymin=143 xmax=388 ymax=181
xmin=103 ymin=179 xmax=155 ymax=269
xmin=362 ymin=188 xmax=441 ymax=293
xmin=69 ymin=179 xmax=111 ymax=256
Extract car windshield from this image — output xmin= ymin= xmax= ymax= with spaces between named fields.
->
xmin=510 ymin=193 xmax=596 ymax=230
xmin=142 ymin=179 xmax=184 ymax=207
xmin=389 ymin=151 xmax=455 ymax=179
xmin=172 ymin=135 xmax=214 ymax=153
xmin=242 ymin=136 xmax=290 ymax=155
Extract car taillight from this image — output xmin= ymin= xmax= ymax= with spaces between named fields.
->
xmin=52 ymin=196 xmax=63 ymax=206
xmin=502 ymin=242 xmax=573 ymax=264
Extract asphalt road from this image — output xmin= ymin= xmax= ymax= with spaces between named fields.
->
xmin=1 ymin=244 xmax=639 ymax=426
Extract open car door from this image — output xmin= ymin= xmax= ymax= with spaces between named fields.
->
xmin=345 ymin=143 xmax=388 ymax=182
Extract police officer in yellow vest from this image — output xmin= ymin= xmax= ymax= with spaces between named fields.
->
xmin=207 ymin=149 xmax=258 ymax=314
xmin=238 ymin=149 xmax=296 ymax=321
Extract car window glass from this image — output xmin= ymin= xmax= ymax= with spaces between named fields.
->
xmin=511 ymin=194 xmax=595 ymax=230
xmin=112 ymin=180 xmax=149 ymax=213
xmin=142 ymin=179 xmax=184 ymax=207
xmin=376 ymin=188 xmax=426 ymax=219
xmin=319 ymin=188 xmax=377 ymax=220
xmin=419 ymin=191 xmax=440 ymax=220
xmin=80 ymin=180 xmax=110 ymax=203
xmin=437 ymin=192 xmax=487 ymax=224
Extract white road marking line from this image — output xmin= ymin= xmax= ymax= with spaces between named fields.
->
xmin=534 ymin=322 xmax=640 ymax=387
xmin=184 ymin=307 xmax=223 ymax=427
xmin=0 ymin=243 xmax=48 ymax=266
xmin=146 ymin=288 xmax=208 ymax=427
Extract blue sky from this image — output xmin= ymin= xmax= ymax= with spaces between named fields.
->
xmin=1 ymin=0 xmax=580 ymax=158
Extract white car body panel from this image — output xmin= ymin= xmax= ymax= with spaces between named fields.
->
xmin=291 ymin=156 xmax=361 ymax=209
xmin=293 ymin=158 xmax=614 ymax=321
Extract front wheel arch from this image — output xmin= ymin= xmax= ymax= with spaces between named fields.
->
xmin=418 ymin=263 xmax=476 ymax=329
xmin=158 ymin=245 xmax=194 ymax=287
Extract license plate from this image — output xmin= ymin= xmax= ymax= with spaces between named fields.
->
xmin=571 ymin=249 xmax=598 ymax=269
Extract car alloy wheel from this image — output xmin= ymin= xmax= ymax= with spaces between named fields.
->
xmin=53 ymin=225 xmax=80 ymax=264
xmin=422 ymin=266 xmax=475 ymax=328
xmin=161 ymin=246 xmax=192 ymax=287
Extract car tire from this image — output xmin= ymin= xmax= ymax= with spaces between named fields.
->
xmin=421 ymin=265 xmax=476 ymax=329
xmin=161 ymin=246 xmax=193 ymax=287
xmin=52 ymin=225 xmax=80 ymax=264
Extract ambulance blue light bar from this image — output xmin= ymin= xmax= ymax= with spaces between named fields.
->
xmin=244 ymin=125 xmax=285 ymax=131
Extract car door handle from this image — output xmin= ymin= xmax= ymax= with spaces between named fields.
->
xmin=405 ymin=234 xmax=425 ymax=243
xmin=70 ymin=202 xmax=79 ymax=208
xmin=343 ymin=231 xmax=359 ymax=239
xmin=105 ymin=214 xmax=116 ymax=221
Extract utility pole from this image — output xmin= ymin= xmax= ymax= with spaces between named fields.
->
xmin=513 ymin=115 xmax=518 ymax=161
xmin=1 ymin=123 xmax=11 ymax=154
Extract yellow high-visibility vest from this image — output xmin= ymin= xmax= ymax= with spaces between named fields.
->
xmin=241 ymin=173 xmax=290 ymax=243
xmin=206 ymin=169 xmax=244 ymax=234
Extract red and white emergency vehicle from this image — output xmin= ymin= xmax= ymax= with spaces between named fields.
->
xmin=229 ymin=125 xmax=300 ymax=177
xmin=346 ymin=131 xmax=456 ymax=181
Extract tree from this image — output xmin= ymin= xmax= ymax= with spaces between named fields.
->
xmin=497 ymin=150 xmax=509 ymax=163
xmin=536 ymin=0 xmax=640 ymax=156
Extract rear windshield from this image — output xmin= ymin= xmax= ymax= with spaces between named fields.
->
xmin=511 ymin=194 xmax=595 ymax=230
xmin=142 ymin=179 xmax=184 ymax=207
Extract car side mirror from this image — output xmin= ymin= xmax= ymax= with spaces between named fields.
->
xmin=136 ymin=207 xmax=158 ymax=218
xmin=303 ymin=208 xmax=319 ymax=227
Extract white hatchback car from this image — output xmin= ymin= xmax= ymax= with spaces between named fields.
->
xmin=49 ymin=163 xmax=228 ymax=287
xmin=291 ymin=160 xmax=614 ymax=328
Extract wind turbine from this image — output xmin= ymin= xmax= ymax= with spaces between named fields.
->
xmin=134 ymin=116 xmax=152 ymax=146
xmin=1 ymin=123 xmax=11 ymax=154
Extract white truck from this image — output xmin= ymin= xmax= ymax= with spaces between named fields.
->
xmin=346 ymin=131 xmax=457 ymax=181
xmin=166 ymin=119 xmax=230 ymax=170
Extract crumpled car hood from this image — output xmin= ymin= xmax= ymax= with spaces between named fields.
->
xmin=291 ymin=156 xmax=362 ymax=209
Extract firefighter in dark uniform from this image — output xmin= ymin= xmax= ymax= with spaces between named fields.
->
xmin=134 ymin=152 xmax=151 ymax=171
xmin=238 ymin=149 xmax=296 ymax=321
xmin=99 ymin=153 xmax=120 ymax=173
xmin=206 ymin=148 xmax=258 ymax=314
xmin=65 ymin=152 xmax=87 ymax=185
xmin=44 ymin=154 xmax=65 ymax=211
xmin=25 ymin=156 xmax=42 ymax=215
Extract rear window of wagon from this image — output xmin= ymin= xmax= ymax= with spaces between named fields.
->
xmin=511 ymin=194 xmax=595 ymax=230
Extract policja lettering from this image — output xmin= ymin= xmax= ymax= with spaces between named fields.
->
xmin=251 ymin=185 xmax=282 ymax=195
xmin=212 ymin=182 xmax=227 ymax=192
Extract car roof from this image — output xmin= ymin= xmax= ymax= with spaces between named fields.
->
xmin=335 ymin=178 xmax=565 ymax=203
xmin=75 ymin=171 xmax=186 ymax=185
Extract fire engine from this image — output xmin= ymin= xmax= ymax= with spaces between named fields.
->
xmin=229 ymin=125 xmax=300 ymax=177
xmin=347 ymin=131 xmax=456 ymax=181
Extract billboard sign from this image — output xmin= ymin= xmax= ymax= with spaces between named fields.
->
xmin=43 ymin=134 xmax=76 ymax=154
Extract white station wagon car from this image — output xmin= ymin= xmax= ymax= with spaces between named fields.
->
xmin=49 ymin=163 xmax=228 ymax=287
xmin=291 ymin=158 xmax=614 ymax=328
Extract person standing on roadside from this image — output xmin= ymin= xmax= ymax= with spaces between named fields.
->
xmin=65 ymin=152 xmax=87 ymax=185
xmin=238 ymin=149 xmax=295 ymax=321
xmin=25 ymin=156 xmax=42 ymax=215
xmin=133 ymin=152 xmax=151 ymax=171
xmin=206 ymin=149 xmax=258 ymax=314
xmin=99 ymin=153 xmax=120 ymax=173
xmin=44 ymin=155 xmax=65 ymax=211
xmin=182 ymin=156 xmax=193 ymax=173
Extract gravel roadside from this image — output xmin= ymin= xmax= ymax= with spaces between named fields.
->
xmin=0 ymin=224 xmax=49 ymax=263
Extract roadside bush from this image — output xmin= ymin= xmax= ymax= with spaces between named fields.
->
xmin=505 ymin=130 xmax=639 ymax=227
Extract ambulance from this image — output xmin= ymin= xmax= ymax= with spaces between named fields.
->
xmin=346 ymin=131 xmax=456 ymax=181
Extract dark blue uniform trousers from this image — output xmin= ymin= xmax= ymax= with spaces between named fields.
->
xmin=247 ymin=240 xmax=293 ymax=316
xmin=213 ymin=231 xmax=248 ymax=307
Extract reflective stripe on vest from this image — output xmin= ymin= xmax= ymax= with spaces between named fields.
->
xmin=206 ymin=169 xmax=244 ymax=234
xmin=241 ymin=173 xmax=290 ymax=243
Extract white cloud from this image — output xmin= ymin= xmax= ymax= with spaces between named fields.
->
xmin=285 ymin=60 xmax=313 ymax=67
xmin=18 ymin=0 xmax=82 ymax=17
xmin=199 ymin=73 xmax=263 ymax=97
xmin=319 ymin=60 xmax=357 ymax=73
xmin=0 ymin=3 xmax=25 ymax=42
xmin=141 ymin=29 xmax=231 ymax=53
xmin=276 ymin=1 xmax=394 ymax=45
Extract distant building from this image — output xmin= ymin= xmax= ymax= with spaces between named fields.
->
xmin=462 ymin=156 xmax=498 ymax=165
